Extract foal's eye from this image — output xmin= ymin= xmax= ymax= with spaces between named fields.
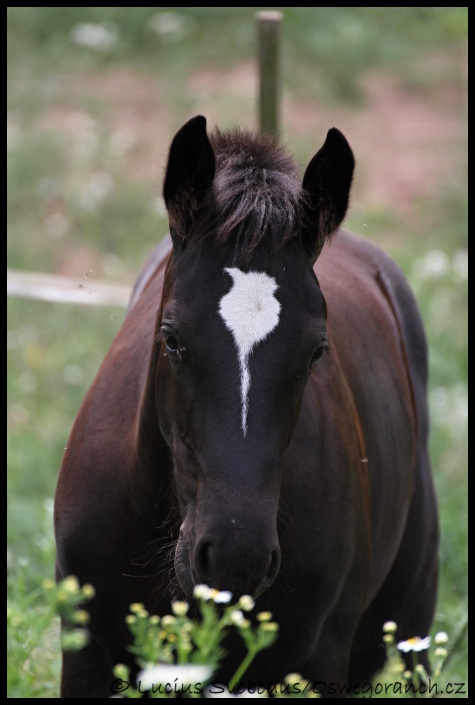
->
xmin=165 ymin=336 xmax=179 ymax=354
xmin=161 ymin=328 xmax=186 ymax=359
xmin=309 ymin=345 xmax=327 ymax=369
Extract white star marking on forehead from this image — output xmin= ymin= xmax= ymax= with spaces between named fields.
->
xmin=219 ymin=267 xmax=281 ymax=435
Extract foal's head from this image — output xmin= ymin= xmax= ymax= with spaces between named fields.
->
xmin=156 ymin=116 xmax=354 ymax=597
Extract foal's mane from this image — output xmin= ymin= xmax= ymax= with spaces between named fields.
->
xmin=195 ymin=127 xmax=306 ymax=262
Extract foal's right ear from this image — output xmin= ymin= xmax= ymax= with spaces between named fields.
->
xmin=163 ymin=115 xmax=216 ymax=247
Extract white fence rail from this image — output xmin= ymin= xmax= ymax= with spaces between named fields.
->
xmin=7 ymin=268 xmax=130 ymax=308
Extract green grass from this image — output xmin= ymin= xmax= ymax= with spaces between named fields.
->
xmin=7 ymin=7 xmax=467 ymax=697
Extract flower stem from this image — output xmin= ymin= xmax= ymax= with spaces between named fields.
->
xmin=228 ymin=647 xmax=257 ymax=694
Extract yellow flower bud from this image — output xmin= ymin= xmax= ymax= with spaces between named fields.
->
xmin=113 ymin=663 xmax=129 ymax=680
xmin=61 ymin=576 xmax=80 ymax=594
xmin=74 ymin=609 xmax=90 ymax=625
xmin=284 ymin=673 xmax=303 ymax=686
xmin=383 ymin=621 xmax=398 ymax=633
xmin=257 ymin=611 xmax=273 ymax=622
xmin=161 ymin=615 xmax=176 ymax=627
xmin=171 ymin=600 xmax=189 ymax=617
xmin=82 ymin=584 xmax=96 ymax=599
xmin=434 ymin=631 xmax=449 ymax=645
xmin=260 ymin=621 xmax=278 ymax=632
xmin=238 ymin=595 xmax=255 ymax=611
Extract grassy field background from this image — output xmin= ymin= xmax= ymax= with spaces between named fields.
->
xmin=7 ymin=7 xmax=467 ymax=697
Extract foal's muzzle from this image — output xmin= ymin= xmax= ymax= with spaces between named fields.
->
xmin=193 ymin=535 xmax=281 ymax=598
xmin=174 ymin=525 xmax=281 ymax=598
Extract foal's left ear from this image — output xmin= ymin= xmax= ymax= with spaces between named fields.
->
xmin=163 ymin=115 xmax=216 ymax=247
xmin=302 ymin=128 xmax=355 ymax=263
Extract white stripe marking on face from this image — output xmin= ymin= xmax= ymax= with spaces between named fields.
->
xmin=219 ymin=267 xmax=281 ymax=435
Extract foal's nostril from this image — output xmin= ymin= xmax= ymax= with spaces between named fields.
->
xmin=266 ymin=546 xmax=281 ymax=585
xmin=194 ymin=540 xmax=212 ymax=583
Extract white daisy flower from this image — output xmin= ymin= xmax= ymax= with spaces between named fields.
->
xmin=210 ymin=589 xmax=233 ymax=604
xmin=397 ymin=636 xmax=431 ymax=653
xmin=138 ymin=663 xmax=213 ymax=690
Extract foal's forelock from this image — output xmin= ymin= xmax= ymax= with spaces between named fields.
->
xmin=189 ymin=128 xmax=306 ymax=263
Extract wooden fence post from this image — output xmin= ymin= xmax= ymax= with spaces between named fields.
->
xmin=256 ymin=10 xmax=283 ymax=138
